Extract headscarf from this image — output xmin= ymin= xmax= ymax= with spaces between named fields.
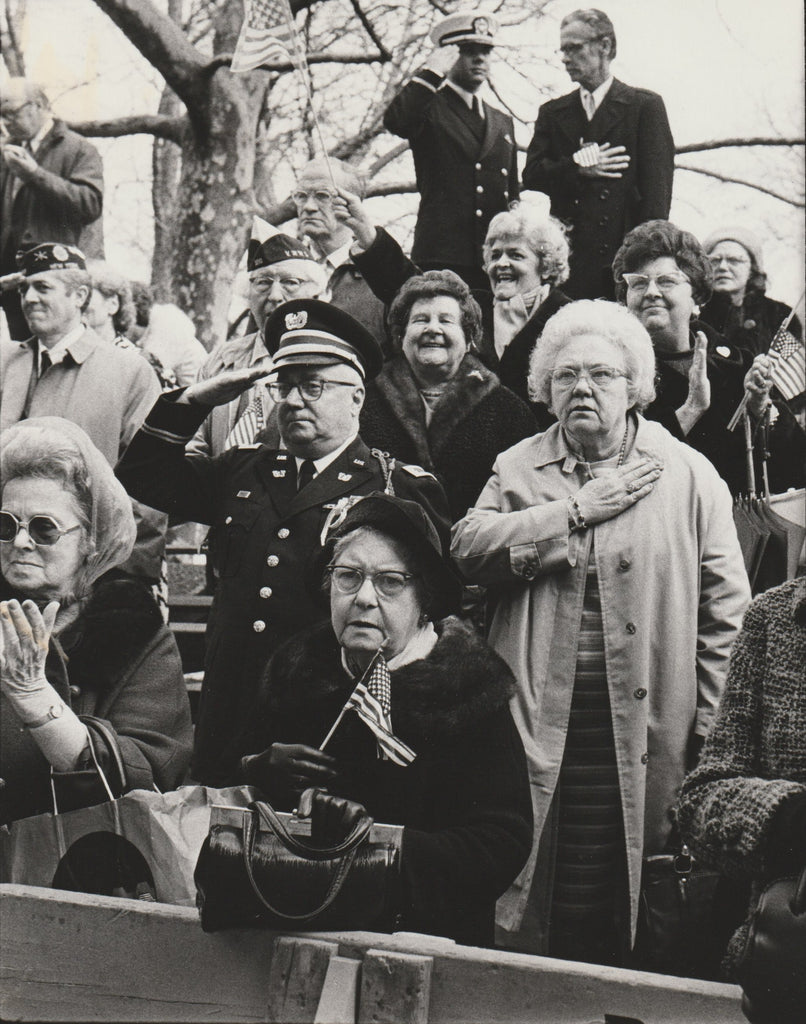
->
xmin=0 ymin=417 xmax=136 ymax=597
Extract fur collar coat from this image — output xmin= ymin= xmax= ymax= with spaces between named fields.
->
xmin=247 ymin=616 xmax=533 ymax=947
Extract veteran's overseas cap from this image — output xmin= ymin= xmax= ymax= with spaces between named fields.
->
xmin=430 ymin=10 xmax=499 ymax=47
xmin=248 ymin=232 xmax=315 ymax=273
xmin=16 ymin=242 xmax=87 ymax=276
xmin=263 ymin=298 xmax=383 ymax=381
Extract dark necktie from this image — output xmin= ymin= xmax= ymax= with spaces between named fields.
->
xmin=297 ymin=459 xmax=316 ymax=491
xmin=39 ymin=350 xmax=51 ymax=378
xmin=472 ymin=96 xmax=483 ymax=120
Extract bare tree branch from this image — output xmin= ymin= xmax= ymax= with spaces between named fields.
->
xmin=349 ymin=0 xmax=392 ymax=60
xmin=368 ymin=141 xmax=409 ymax=176
xmin=678 ymin=137 xmax=804 ymax=154
xmin=69 ymin=114 xmax=187 ymax=144
xmin=90 ymin=0 xmax=209 ymax=124
xmin=203 ymin=49 xmax=390 ymax=73
xmin=1 ymin=0 xmax=25 ymax=76
xmin=677 ymin=164 xmax=805 ymax=208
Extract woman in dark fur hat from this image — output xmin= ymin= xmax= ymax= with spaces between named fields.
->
xmin=0 ymin=417 xmax=192 ymax=825
xmin=239 ymin=493 xmax=533 ymax=947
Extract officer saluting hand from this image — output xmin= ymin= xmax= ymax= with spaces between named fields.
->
xmin=117 ymin=299 xmax=450 ymax=786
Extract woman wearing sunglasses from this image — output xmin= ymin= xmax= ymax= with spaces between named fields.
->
xmin=612 ymin=220 xmax=784 ymax=495
xmin=237 ymin=493 xmax=532 ymax=947
xmin=0 ymin=417 xmax=192 ymax=825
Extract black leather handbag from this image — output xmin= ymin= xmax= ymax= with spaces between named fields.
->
xmin=194 ymin=797 xmax=402 ymax=933
xmin=636 ymin=843 xmax=721 ymax=978
xmin=736 ymin=866 xmax=806 ymax=1024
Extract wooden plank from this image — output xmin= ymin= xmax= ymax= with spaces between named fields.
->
xmin=266 ymin=937 xmax=339 ymax=1023
xmin=168 ymin=595 xmax=213 ymax=608
xmin=359 ymin=950 xmax=432 ymax=1024
xmin=314 ymin=956 xmax=361 ymax=1024
xmin=0 ymin=886 xmax=746 ymax=1024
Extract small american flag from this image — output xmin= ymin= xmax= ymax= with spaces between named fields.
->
xmin=231 ymin=0 xmax=301 ymax=73
xmin=346 ymin=654 xmax=416 ymax=766
xmin=769 ymin=325 xmax=805 ymax=401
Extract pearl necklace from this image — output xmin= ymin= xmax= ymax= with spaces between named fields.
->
xmin=568 ymin=422 xmax=630 ymax=468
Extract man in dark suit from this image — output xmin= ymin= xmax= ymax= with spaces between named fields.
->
xmin=522 ymin=9 xmax=674 ymax=299
xmin=384 ymin=10 xmax=518 ymax=292
xmin=117 ymin=299 xmax=449 ymax=785
xmin=1 ymin=78 xmax=104 ymax=338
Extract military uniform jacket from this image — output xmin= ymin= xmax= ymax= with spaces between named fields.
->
xmin=116 ymin=393 xmax=449 ymax=785
xmin=522 ymin=79 xmax=674 ymax=299
xmin=384 ymin=68 xmax=519 ymax=269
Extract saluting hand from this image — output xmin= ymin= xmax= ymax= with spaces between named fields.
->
xmin=574 ymin=456 xmax=663 ymax=526
xmin=183 ymin=365 xmax=272 ymax=408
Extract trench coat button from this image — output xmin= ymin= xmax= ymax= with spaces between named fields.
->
xmin=277 ymin=528 xmax=290 ymax=539
xmin=476 ymin=185 xmax=483 ymax=193
xmin=252 ymin=620 xmax=266 ymax=633
xmin=266 ymin=554 xmax=279 ymax=567
xmin=640 ymin=752 xmax=649 ymax=764
xmin=626 ymin=621 xmax=636 ymax=634
xmin=501 ymin=167 xmax=507 ymax=174
xmin=618 ymin=558 xmax=631 ymax=572
xmin=744 ymin=319 xmax=757 ymax=330
xmin=259 ymin=587 xmax=272 ymax=599
xmin=522 ymin=566 xmax=536 ymax=580
xmin=634 ymin=687 xmax=647 ymax=700
xmin=69 ymin=685 xmax=81 ymax=698
xmin=224 ymin=515 xmax=233 ymax=525
xmin=475 ymin=209 xmax=483 ymax=217
xmin=475 ymin=162 xmax=482 ymax=170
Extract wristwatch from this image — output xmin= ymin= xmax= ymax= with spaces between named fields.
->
xmin=25 ymin=702 xmax=66 ymax=730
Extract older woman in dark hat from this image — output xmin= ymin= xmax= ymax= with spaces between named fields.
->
xmin=238 ymin=493 xmax=532 ymax=947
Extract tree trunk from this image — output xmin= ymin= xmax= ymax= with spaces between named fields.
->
xmin=151 ymin=87 xmax=183 ymax=302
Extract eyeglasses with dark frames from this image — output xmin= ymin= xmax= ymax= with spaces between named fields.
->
xmin=267 ymin=380 xmax=357 ymax=403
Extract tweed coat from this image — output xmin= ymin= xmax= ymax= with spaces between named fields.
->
xmin=242 ymin=616 xmax=533 ymax=947
xmin=678 ymin=577 xmax=806 ymax=974
xmin=116 ymin=393 xmax=450 ymax=785
xmin=522 ymin=79 xmax=674 ymax=299
xmin=0 ymin=119 xmax=104 ymax=273
xmin=360 ymin=352 xmax=536 ymax=520
xmin=451 ymin=416 xmax=750 ymax=946
xmin=0 ymin=578 xmax=192 ymax=825
xmin=0 ymin=327 xmax=160 ymax=465
xmin=384 ymin=68 xmax=519 ymax=270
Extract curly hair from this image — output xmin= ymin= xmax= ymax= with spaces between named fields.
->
xmin=528 ymin=299 xmax=656 ymax=412
xmin=387 ymin=270 xmax=483 ymax=353
xmin=86 ymin=260 xmax=136 ymax=335
xmin=612 ymin=220 xmax=713 ymax=306
xmin=483 ymin=205 xmax=570 ymax=288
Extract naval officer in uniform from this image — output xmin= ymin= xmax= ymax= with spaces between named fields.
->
xmin=117 ymin=299 xmax=449 ymax=785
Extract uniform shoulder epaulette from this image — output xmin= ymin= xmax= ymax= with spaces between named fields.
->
xmin=400 ymin=463 xmax=437 ymax=479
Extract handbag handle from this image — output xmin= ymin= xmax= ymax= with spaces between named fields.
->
xmin=241 ymin=804 xmax=368 ymax=922
xmin=251 ymin=799 xmax=373 ymax=860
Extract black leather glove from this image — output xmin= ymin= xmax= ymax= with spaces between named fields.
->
xmin=241 ymin=743 xmax=338 ymax=800
xmin=306 ymin=789 xmax=368 ymax=847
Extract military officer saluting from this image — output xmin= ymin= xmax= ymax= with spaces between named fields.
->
xmin=383 ymin=9 xmax=518 ymax=292
xmin=117 ymin=299 xmax=449 ymax=785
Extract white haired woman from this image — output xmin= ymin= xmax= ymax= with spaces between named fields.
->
xmin=0 ymin=417 xmax=192 ymax=824
xmin=452 ymin=300 xmax=750 ymax=965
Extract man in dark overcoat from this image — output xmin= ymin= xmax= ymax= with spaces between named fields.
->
xmin=383 ymin=10 xmax=518 ymax=291
xmin=1 ymin=78 xmax=104 ymax=337
xmin=117 ymin=300 xmax=449 ymax=786
xmin=522 ymin=9 xmax=674 ymax=299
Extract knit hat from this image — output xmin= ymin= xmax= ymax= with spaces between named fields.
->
xmin=702 ymin=227 xmax=765 ymax=273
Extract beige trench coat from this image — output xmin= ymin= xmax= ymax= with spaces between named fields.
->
xmin=451 ymin=417 xmax=750 ymax=943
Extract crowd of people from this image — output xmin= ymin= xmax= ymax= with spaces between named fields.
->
xmin=1 ymin=6 xmax=804 ymax=1015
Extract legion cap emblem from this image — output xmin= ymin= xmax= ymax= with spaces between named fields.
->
xmin=285 ymin=310 xmax=308 ymax=330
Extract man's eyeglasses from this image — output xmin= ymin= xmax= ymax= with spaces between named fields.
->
xmin=0 ymin=100 xmax=34 ymax=121
xmin=708 ymin=255 xmax=750 ymax=268
xmin=556 ymin=36 xmax=603 ymax=56
xmin=291 ymin=189 xmax=338 ymax=207
xmin=327 ymin=565 xmax=418 ymax=599
xmin=550 ymin=365 xmax=627 ymax=389
xmin=621 ymin=272 xmax=690 ymax=294
xmin=0 ymin=511 xmax=82 ymax=547
xmin=249 ymin=274 xmax=306 ymax=296
xmin=267 ymin=379 xmax=356 ymax=403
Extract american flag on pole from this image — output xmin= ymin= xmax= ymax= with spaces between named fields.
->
xmin=768 ymin=324 xmax=805 ymax=401
xmin=231 ymin=0 xmax=302 ymax=73
xmin=346 ymin=655 xmax=416 ymax=767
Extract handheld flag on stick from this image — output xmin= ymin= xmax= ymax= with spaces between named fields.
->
xmin=231 ymin=0 xmax=304 ymax=73
xmin=320 ymin=646 xmax=417 ymax=767
xmin=727 ymin=291 xmax=805 ymax=432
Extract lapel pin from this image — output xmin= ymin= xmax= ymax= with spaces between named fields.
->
xmin=338 ymin=472 xmax=353 ymax=482
xmin=236 ymin=490 xmax=251 ymax=498
xmin=272 ymin=470 xmax=286 ymax=478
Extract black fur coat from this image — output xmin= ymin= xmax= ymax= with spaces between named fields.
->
xmin=245 ymin=616 xmax=533 ymax=947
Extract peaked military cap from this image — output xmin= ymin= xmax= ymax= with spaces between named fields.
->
xmin=430 ymin=10 xmax=499 ymax=47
